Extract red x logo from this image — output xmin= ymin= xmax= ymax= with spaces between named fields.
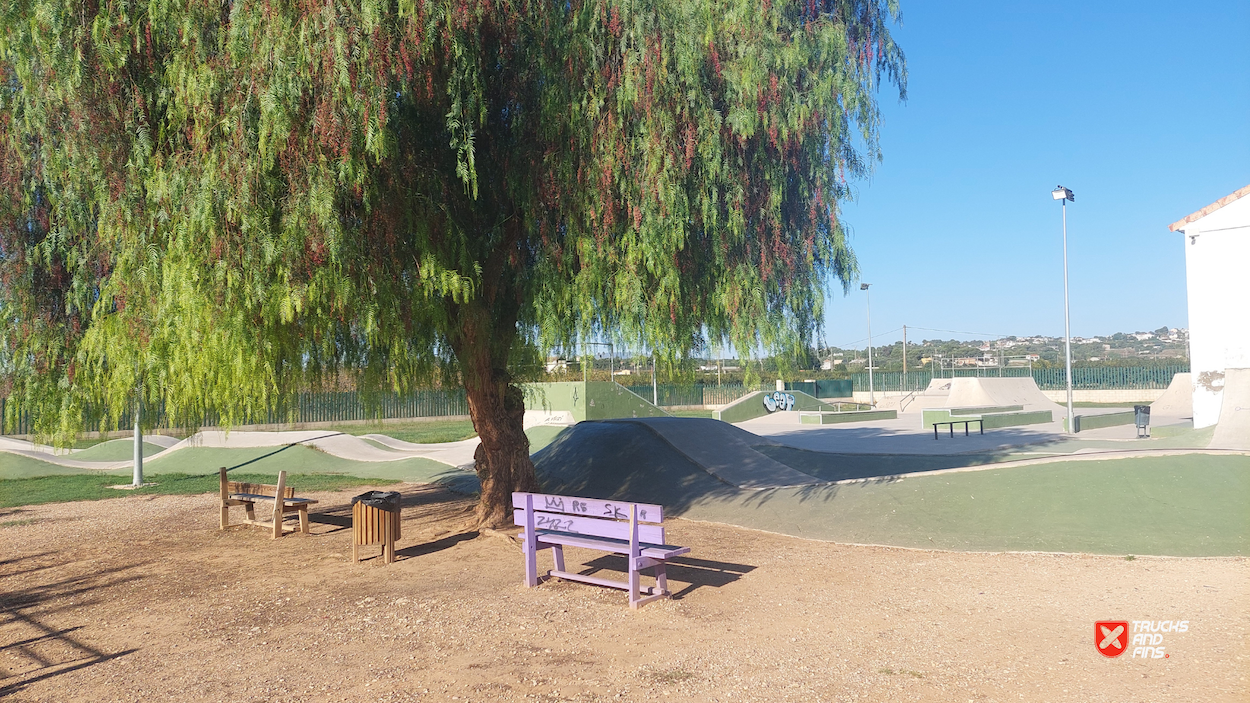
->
xmin=1096 ymin=621 xmax=1129 ymax=657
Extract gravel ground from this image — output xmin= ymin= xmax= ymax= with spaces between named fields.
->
xmin=1 ymin=485 xmax=1246 ymax=702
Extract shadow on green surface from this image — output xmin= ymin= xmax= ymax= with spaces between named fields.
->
xmin=532 ymin=420 xmax=1250 ymax=557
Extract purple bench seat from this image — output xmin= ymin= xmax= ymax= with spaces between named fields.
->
xmin=513 ymin=492 xmax=691 ymax=609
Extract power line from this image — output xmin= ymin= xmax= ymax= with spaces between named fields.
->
xmin=827 ymin=325 xmax=1019 ymax=350
xmin=903 ymin=326 xmax=1013 ymax=340
xmin=826 ymin=327 xmax=904 ymax=349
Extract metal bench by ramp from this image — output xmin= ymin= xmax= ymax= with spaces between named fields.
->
xmin=513 ymin=492 xmax=690 ymax=609
xmin=932 ymin=418 xmax=984 ymax=439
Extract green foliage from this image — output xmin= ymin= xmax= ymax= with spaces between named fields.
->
xmin=0 ymin=0 xmax=905 ymax=444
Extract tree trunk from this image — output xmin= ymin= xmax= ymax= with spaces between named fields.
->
xmin=450 ymin=298 xmax=539 ymax=527
xmin=464 ymin=373 xmax=537 ymax=526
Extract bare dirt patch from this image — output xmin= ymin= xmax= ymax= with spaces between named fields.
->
xmin=1 ymin=486 xmax=1246 ymax=702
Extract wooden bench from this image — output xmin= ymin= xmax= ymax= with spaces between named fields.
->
xmin=219 ymin=468 xmax=319 ymax=538
xmin=513 ymin=492 xmax=690 ymax=609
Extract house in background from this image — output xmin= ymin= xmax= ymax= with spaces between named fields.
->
xmin=1169 ymin=184 xmax=1250 ymax=428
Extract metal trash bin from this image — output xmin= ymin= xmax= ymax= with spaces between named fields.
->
xmin=352 ymin=491 xmax=401 ymax=564
xmin=1134 ymin=405 xmax=1151 ymax=439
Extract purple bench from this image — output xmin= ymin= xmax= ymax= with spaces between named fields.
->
xmin=513 ymin=492 xmax=690 ymax=609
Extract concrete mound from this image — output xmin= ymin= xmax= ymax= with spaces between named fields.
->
xmin=616 ymin=417 xmax=821 ymax=489
xmin=1210 ymin=368 xmax=1250 ymax=450
xmin=532 ymin=421 xmax=737 ymax=510
xmin=532 ymin=418 xmax=822 ymax=493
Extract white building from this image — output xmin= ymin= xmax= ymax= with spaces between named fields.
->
xmin=1169 ymin=184 xmax=1250 ymax=428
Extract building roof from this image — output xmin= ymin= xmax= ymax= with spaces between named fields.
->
xmin=1169 ymin=183 xmax=1250 ymax=232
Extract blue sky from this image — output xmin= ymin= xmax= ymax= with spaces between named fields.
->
xmin=823 ymin=1 xmax=1249 ymax=349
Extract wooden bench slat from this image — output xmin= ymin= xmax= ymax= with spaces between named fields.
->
xmin=511 ymin=492 xmax=663 ymax=524
xmin=522 ymin=530 xmax=690 ymax=560
xmin=512 ymin=509 xmax=665 ymax=544
xmin=228 ymin=493 xmax=319 ymax=505
xmin=226 ymin=481 xmax=296 ymax=499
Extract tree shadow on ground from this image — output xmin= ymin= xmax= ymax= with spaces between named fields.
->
xmin=572 ymin=554 xmax=756 ymax=601
xmin=0 ymin=556 xmax=143 ymax=697
xmin=311 ymin=484 xmax=475 ymax=534
xmin=394 ymin=531 xmax=479 ymax=561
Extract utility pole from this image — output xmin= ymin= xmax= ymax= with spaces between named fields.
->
xmin=861 ymin=283 xmax=874 ymax=405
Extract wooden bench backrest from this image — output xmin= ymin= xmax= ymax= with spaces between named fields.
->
xmin=219 ymin=467 xmax=294 ymax=498
xmin=512 ymin=492 xmax=665 ymax=544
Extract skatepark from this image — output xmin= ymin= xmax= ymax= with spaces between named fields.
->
xmin=3 ymin=373 xmax=1245 ymax=557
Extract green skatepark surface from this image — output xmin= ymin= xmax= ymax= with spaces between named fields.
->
xmin=5 ymin=420 xmax=1246 ymax=556
xmin=532 ymin=421 xmax=1249 ymax=557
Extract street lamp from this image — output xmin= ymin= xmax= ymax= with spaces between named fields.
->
xmin=861 ymin=283 xmax=874 ymax=406
xmin=1052 ymin=185 xmax=1075 ymax=434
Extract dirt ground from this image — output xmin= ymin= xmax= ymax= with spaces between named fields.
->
xmin=1 ymin=485 xmax=1246 ymax=702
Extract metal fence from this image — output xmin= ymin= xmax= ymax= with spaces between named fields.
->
xmin=849 ymin=365 xmax=1189 ymax=393
xmin=1 ymin=389 xmax=470 ymax=436
xmin=2 ymin=365 xmax=1189 ymax=433
xmin=623 ymin=384 xmax=754 ymax=406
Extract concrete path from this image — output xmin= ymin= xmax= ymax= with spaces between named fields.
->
xmin=738 ymin=410 xmax=1197 ymax=456
xmin=0 ymin=430 xmax=483 ymax=471
xmin=739 ymin=412 xmax=1063 ymax=455
xmin=611 ymin=417 xmax=823 ymax=490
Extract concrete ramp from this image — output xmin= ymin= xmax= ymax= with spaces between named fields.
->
xmin=878 ymin=378 xmax=951 ymax=413
xmin=946 ymin=377 xmax=1062 ymax=413
xmin=1210 ymin=368 xmax=1250 ymax=450
xmin=1150 ymin=373 xmax=1193 ymax=419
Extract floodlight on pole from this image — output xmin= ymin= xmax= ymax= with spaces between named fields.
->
xmin=861 ymin=283 xmax=874 ymax=406
xmin=1053 ymin=185 xmax=1076 ymax=434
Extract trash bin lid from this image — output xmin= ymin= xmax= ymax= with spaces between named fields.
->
xmin=352 ymin=490 xmax=401 ymax=508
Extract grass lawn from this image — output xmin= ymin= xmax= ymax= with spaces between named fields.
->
xmin=0 ymin=472 xmax=397 ymax=510
xmin=667 ymin=409 xmax=714 ymax=419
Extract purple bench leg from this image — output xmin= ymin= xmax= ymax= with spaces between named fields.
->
xmin=523 ymin=494 xmax=539 ymax=587
xmin=552 ymin=545 xmax=565 ymax=573
xmin=628 ymin=563 xmax=641 ymax=609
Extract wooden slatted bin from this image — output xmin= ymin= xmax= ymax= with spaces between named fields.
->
xmin=351 ymin=491 xmax=402 ymax=564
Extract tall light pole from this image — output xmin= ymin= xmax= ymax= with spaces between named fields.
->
xmin=1052 ymin=185 xmax=1075 ymax=433
xmin=861 ymin=283 xmax=874 ymax=406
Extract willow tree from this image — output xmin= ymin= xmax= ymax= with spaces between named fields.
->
xmin=0 ymin=0 xmax=904 ymax=524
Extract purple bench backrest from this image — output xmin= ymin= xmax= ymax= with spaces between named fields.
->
xmin=511 ymin=493 xmax=664 ymax=523
xmin=512 ymin=492 xmax=666 ymax=544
